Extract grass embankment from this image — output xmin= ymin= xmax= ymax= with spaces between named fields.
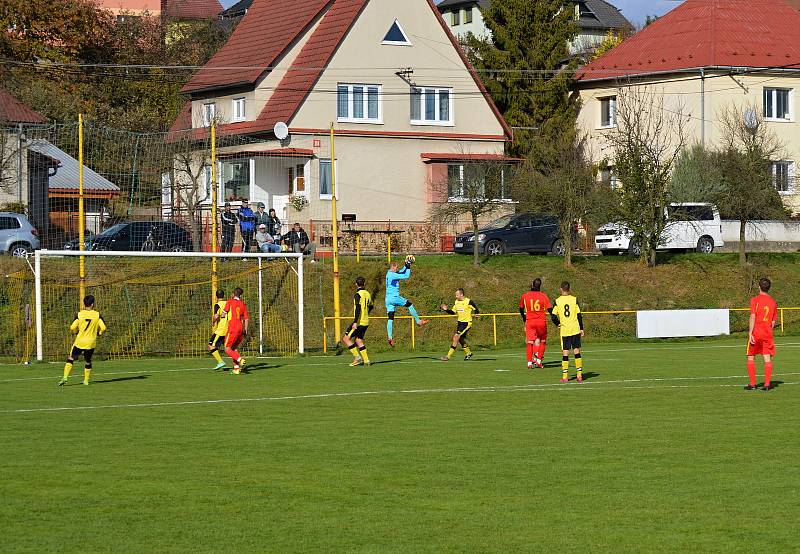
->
xmin=309 ymin=252 xmax=800 ymax=352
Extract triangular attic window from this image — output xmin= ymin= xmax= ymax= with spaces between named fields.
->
xmin=383 ymin=20 xmax=411 ymax=45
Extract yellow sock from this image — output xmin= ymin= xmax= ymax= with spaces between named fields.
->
xmin=562 ymin=360 xmax=569 ymax=371
xmin=447 ymin=347 xmax=455 ymax=359
xmin=211 ymin=350 xmax=223 ymax=363
xmin=349 ymin=346 xmax=360 ymax=359
xmin=359 ymin=348 xmax=370 ymax=364
xmin=84 ymin=367 xmax=91 ymax=384
xmin=576 ymin=356 xmax=583 ymax=378
xmin=463 ymin=346 xmax=472 ymax=356
xmin=63 ymin=362 xmax=73 ymax=379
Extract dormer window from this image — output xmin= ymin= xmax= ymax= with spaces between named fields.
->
xmin=202 ymin=102 xmax=216 ymax=127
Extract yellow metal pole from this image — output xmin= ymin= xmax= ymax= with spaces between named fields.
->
xmin=211 ymin=121 xmax=218 ymax=305
xmin=330 ymin=124 xmax=341 ymax=342
xmin=410 ymin=316 xmax=415 ymax=350
xmin=492 ymin=314 xmax=497 ymax=346
xmin=387 ymin=233 xmax=391 ymax=262
xmin=356 ymin=232 xmax=361 ymax=263
xmin=781 ymin=308 xmax=784 ymax=333
xmin=323 ymin=318 xmax=328 ymax=353
xmin=78 ymin=114 xmax=86 ymax=304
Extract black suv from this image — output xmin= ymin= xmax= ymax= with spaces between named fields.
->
xmin=453 ymin=213 xmax=570 ymax=256
xmin=89 ymin=221 xmax=193 ymax=252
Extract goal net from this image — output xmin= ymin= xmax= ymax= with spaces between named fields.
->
xmin=34 ymin=251 xmax=304 ymax=362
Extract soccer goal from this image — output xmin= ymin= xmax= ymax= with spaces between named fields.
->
xmin=33 ymin=250 xmax=305 ymax=361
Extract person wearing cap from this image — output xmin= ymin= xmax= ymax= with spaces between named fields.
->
xmin=220 ymin=202 xmax=238 ymax=253
xmin=237 ymin=199 xmax=256 ymax=252
xmin=255 ymin=223 xmax=281 ymax=254
xmin=254 ymin=202 xmax=270 ymax=230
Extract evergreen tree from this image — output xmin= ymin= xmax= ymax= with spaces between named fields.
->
xmin=465 ymin=0 xmax=579 ymax=159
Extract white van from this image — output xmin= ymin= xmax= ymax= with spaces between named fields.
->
xmin=595 ymin=203 xmax=724 ymax=256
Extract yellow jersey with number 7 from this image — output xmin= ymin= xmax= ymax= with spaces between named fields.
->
xmin=70 ymin=309 xmax=107 ymax=350
xmin=552 ymin=294 xmax=581 ymax=337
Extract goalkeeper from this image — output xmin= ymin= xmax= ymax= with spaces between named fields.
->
xmin=385 ymin=255 xmax=429 ymax=346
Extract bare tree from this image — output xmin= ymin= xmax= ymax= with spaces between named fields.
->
xmin=609 ymin=85 xmax=688 ymax=266
xmin=427 ymin=159 xmax=512 ymax=266
xmin=0 ymin=122 xmax=23 ymax=196
xmin=171 ymin=134 xmax=213 ymax=251
xmin=515 ymin=131 xmax=617 ymax=266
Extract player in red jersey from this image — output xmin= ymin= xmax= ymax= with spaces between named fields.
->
xmin=519 ymin=278 xmax=552 ymax=369
xmin=223 ymin=287 xmax=250 ymax=374
xmin=746 ymin=277 xmax=778 ymax=391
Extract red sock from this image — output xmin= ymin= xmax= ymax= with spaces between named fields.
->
xmin=538 ymin=341 xmax=547 ymax=361
xmin=526 ymin=343 xmax=534 ymax=363
xmin=764 ymin=361 xmax=773 ymax=387
xmin=226 ymin=348 xmax=240 ymax=364
xmin=747 ymin=360 xmax=756 ymax=386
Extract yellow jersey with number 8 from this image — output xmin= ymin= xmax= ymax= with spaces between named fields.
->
xmin=552 ymin=295 xmax=581 ymax=337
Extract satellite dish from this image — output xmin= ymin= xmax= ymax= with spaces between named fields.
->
xmin=743 ymin=108 xmax=758 ymax=130
xmin=273 ymin=121 xmax=289 ymax=140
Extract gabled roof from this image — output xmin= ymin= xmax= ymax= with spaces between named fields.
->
xmin=219 ymin=0 xmax=252 ymax=19
xmin=181 ymin=0 xmax=331 ymax=93
xmin=176 ymin=0 xmax=512 ymax=140
xmin=163 ymin=0 xmax=223 ymax=20
xmin=0 ymin=89 xmax=47 ymax=124
xmin=576 ymin=0 xmax=630 ymax=31
xmin=577 ymin=0 xmax=800 ymax=82
xmin=26 ymin=140 xmax=121 ymax=193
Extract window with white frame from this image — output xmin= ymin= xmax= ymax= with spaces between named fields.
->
xmin=410 ymin=87 xmax=453 ymax=125
xmin=600 ymin=96 xmax=616 ymax=127
xmin=772 ymin=161 xmax=795 ymax=194
xmin=337 ymin=84 xmax=381 ymax=123
xmin=382 ymin=20 xmax=411 ymax=45
xmin=763 ymin=88 xmax=792 ymax=121
xmin=319 ymin=158 xmax=338 ymax=199
xmin=232 ymin=97 xmax=246 ymax=122
xmin=464 ymin=7 xmax=473 ymax=24
xmin=447 ymin=164 xmax=512 ymax=200
xmin=202 ymin=165 xmax=212 ymax=198
xmin=202 ymin=102 xmax=216 ymax=127
xmin=600 ymin=166 xmax=618 ymax=189
xmin=451 ymin=10 xmax=460 ymax=25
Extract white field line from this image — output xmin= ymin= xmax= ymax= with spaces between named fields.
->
xmin=1 ymin=374 xmax=798 ymax=415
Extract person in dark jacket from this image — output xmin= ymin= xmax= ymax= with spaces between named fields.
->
xmin=220 ymin=203 xmax=238 ymax=253
xmin=267 ymin=208 xmax=282 ymax=240
xmin=254 ymin=202 xmax=269 ymax=229
xmin=282 ymin=222 xmax=317 ymax=263
xmin=237 ymin=199 xmax=256 ymax=253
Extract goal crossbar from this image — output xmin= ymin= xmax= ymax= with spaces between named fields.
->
xmin=34 ymin=250 xmax=305 ymax=361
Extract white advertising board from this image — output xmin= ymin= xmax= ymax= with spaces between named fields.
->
xmin=636 ymin=309 xmax=730 ymax=339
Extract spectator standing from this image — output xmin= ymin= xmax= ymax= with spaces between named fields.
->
xmin=220 ymin=202 xmax=238 ymax=253
xmin=256 ymin=224 xmax=281 ymax=253
xmin=267 ymin=208 xmax=282 ymax=241
xmin=254 ymin=202 xmax=269 ymax=229
xmin=282 ymin=222 xmax=317 ymax=263
xmin=238 ymin=199 xmax=256 ymax=253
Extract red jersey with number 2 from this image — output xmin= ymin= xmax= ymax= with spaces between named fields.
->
xmin=750 ymin=294 xmax=777 ymax=339
xmin=224 ymin=297 xmax=249 ymax=334
xmin=520 ymin=292 xmax=551 ymax=320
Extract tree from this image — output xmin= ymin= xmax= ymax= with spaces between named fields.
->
xmin=591 ymin=30 xmax=625 ymax=61
xmin=609 ymin=86 xmax=687 ymax=266
xmin=171 ymin=134 xmax=215 ymax=252
xmin=464 ymin=0 xmax=579 ymax=158
xmin=514 ymin=131 xmax=617 ymax=266
xmin=714 ymin=105 xmax=788 ymax=266
xmin=427 ymin=160 xmax=512 ymax=266
xmin=0 ymin=123 xmax=23 ymax=197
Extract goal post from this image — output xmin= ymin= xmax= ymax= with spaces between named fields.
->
xmin=34 ymin=250 xmax=304 ymax=362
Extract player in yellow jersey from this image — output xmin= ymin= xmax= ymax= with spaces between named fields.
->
xmin=208 ymin=289 xmax=229 ymax=370
xmin=440 ymin=288 xmax=479 ymax=361
xmin=58 ymin=295 xmax=107 ymax=386
xmin=550 ymin=281 xmax=584 ymax=383
xmin=342 ymin=276 xmax=373 ymax=366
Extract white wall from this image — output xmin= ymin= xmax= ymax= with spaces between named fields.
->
xmin=722 ymin=220 xmax=800 ymax=243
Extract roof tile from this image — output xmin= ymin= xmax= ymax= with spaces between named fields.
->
xmin=0 ymin=88 xmax=47 ymax=124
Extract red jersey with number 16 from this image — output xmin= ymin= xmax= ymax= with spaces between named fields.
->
xmin=224 ymin=297 xmax=249 ymax=334
xmin=520 ymin=291 xmax=551 ymax=320
xmin=750 ymin=293 xmax=777 ymax=339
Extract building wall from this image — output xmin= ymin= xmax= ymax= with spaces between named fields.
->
xmin=441 ymin=3 xmax=488 ymax=40
xmin=577 ymin=72 xmax=800 ymax=213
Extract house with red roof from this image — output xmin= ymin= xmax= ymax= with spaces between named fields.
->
xmin=93 ymin=0 xmax=222 ymax=19
xmin=170 ymin=0 xmax=513 ymax=227
xmin=576 ymin=0 xmax=800 ymax=213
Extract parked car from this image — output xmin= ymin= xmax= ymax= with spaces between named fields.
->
xmin=89 ymin=221 xmax=193 ymax=252
xmin=63 ymin=232 xmax=95 ymax=251
xmin=0 ymin=212 xmax=40 ymax=257
xmin=453 ymin=213 xmax=573 ymax=256
xmin=594 ymin=203 xmax=724 ymax=256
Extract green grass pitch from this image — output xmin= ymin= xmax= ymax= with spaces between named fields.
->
xmin=2 ymin=339 xmax=799 ymax=552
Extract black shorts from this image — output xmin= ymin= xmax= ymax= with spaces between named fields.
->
xmin=208 ymin=333 xmax=225 ymax=349
xmin=561 ymin=334 xmax=582 ymax=351
xmin=70 ymin=346 xmax=94 ymax=363
xmin=455 ymin=321 xmax=472 ymax=338
xmin=347 ymin=325 xmax=368 ymax=340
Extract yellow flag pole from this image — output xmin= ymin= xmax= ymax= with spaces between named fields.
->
xmin=330 ymin=123 xmax=341 ymax=343
xmin=211 ymin=121 xmax=218 ymax=305
xmin=78 ymin=114 xmax=86 ymax=304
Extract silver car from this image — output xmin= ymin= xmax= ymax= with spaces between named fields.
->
xmin=0 ymin=212 xmax=41 ymax=257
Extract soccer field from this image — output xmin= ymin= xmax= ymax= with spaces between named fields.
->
xmin=2 ymin=339 xmax=799 ymax=552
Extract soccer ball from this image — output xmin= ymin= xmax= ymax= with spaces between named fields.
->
xmin=405 ymin=254 xmax=416 ymax=265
